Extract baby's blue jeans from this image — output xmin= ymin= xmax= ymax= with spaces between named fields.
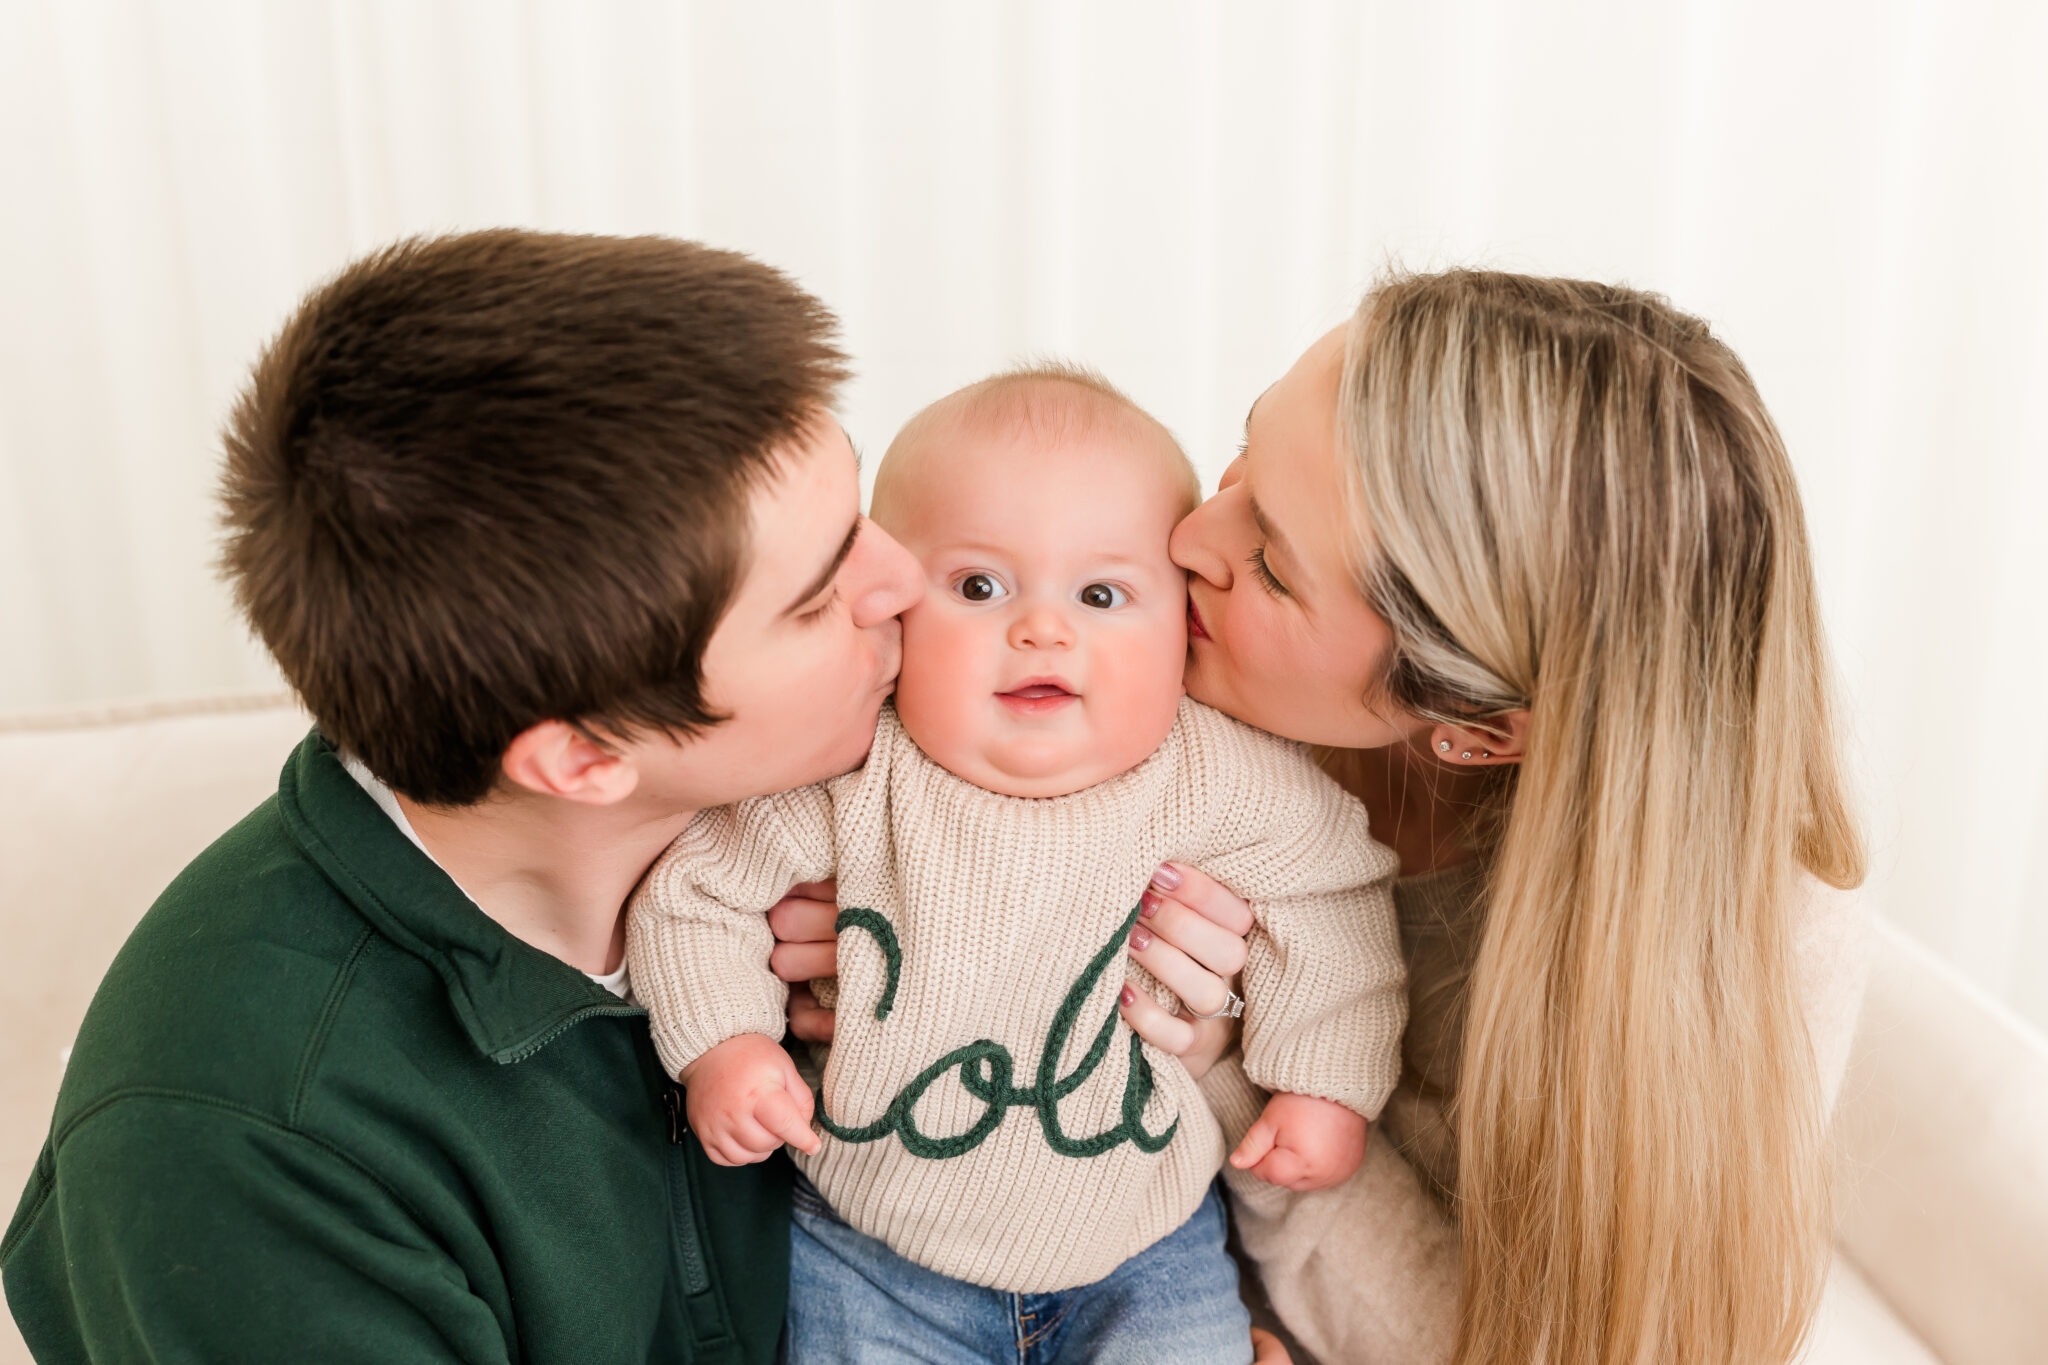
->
xmin=783 ymin=1173 xmax=1253 ymax=1364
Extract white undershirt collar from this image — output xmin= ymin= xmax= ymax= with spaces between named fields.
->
xmin=340 ymin=754 xmax=630 ymax=999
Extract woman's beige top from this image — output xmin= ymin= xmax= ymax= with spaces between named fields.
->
xmin=628 ymin=698 xmax=1408 ymax=1293
xmin=1203 ymin=867 xmax=1873 ymax=1365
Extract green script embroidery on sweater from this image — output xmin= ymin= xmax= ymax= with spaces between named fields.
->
xmin=818 ymin=900 xmax=1179 ymax=1160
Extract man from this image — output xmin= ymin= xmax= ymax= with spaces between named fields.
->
xmin=2 ymin=230 xmax=921 ymax=1363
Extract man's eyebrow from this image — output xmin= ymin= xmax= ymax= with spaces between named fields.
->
xmin=782 ymin=518 xmax=861 ymax=616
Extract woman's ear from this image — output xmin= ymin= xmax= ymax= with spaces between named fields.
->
xmin=501 ymin=720 xmax=640 ymax=805
xmin=1427 ymin=709 xmax=1530 ymax=766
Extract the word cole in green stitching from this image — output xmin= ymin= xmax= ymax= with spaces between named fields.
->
xmin=819 ymin=901 xmax=1179 ymax=1160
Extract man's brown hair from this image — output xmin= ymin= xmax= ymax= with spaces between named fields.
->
xmin=219 ymin=230 xmax=847 ymax=805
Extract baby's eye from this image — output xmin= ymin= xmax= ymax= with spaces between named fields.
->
xmin=1078 ymin=582 xmax=1128 ymax=610
xmin=955 ymin=573 xmax=1009 ymax=603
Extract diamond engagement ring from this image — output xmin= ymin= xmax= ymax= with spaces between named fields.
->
xmin=1181 ymin=989 xmax=1245 ymax=1021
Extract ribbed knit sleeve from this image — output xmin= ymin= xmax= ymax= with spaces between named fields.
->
xmin=1181 ymin=706 xmax=1406 ymax=1120
xmin=626 ymin=784 xmax=837 ymax=1080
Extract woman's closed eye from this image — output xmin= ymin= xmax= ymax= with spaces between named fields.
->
xmin=1247 ymin=545 xmax=1290 ymax=597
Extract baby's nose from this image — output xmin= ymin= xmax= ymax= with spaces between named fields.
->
xmin=1007 ymin=602 xmax=1076 ymax=650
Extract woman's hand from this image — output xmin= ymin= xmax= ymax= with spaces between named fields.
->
xmin=768 ymin=879 xmax=838 ymax=1043
xmin=1118 ymin=862 xmax=1256 ymax=1079
xmin=776 ymin=866 xmax=1259 ymax=1067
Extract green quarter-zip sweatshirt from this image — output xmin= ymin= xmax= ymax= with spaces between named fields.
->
xmin=2 ymin=730 xmax=790 ymax=1364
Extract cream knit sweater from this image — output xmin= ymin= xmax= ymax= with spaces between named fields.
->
xmin=628 ymin=697 xmax=1405 ymax=1293
xmin=1204 ymin=868 xmax=1876 ymax=1365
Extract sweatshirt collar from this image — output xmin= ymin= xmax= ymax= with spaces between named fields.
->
xmin=275 ymin=729 xmax=640 ymax=1063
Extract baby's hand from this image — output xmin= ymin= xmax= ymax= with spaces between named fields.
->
xmin=1228 ymin=1091 xmax=1368 ymax=1192
xmin=678 ymin=1033 xmax=822 ymax=1166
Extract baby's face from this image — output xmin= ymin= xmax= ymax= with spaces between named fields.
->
xmin=877 ymin=422 xmax=1190 ymax=798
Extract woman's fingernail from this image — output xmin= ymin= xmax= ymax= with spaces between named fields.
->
xmin=1129 ymin=926 xmax=1153 ymax=951
xmin=1140 ymin=892 xmax=1161 ymax=918
xmin=1151 ymin=863 xmax=1183 ymax=892
xmin=1120 ymin=984 xmax=1136 ymax=1007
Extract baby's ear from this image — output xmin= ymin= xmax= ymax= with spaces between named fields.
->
xmin=501 ymin=719 xmax=639 ymax=805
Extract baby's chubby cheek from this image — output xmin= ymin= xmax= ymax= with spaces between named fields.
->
xmin=889 ymin=593 xmax=1191 ymax=796
xmin=1079 ymin=620 xmax=1190 ymax=773
xmin=888 ymin=599 xmax=989 ymax=768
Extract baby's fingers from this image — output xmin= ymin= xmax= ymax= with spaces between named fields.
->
xmin=716 ymin=1110 xmax=787 ymax=1165
xmin=758 ymin=1087 xmax=820 ymax=1156
xmin=1248 ymin=1148 xmax=1314 ymax=1190
xmin=1230 ymin=1114 xmax=1279 ymax=1171
xmin=698 ymin=1117 xmax=768 ymax=1167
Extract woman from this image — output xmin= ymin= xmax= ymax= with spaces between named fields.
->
xmin=777 ymin=270 xmax=1870 ymax=1365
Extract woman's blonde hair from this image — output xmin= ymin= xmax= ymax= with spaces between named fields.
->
xmin=1338 ymin=271 xmax=1865 ymax=1365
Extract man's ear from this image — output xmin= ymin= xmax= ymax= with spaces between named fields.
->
xmin=1427 ymin=709 xmax=1530 ymax=767
xmin=500 ymin=720 xmax=639 ymax=805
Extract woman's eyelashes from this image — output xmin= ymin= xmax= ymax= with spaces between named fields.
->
xmin=1247 ymin=545 xmax=1290 ymax=597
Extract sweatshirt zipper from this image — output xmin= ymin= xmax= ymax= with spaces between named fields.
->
xmin=662 ymin=1085 xmax=712 ymax=1296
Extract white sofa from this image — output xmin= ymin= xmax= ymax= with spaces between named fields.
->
xmin=2 ymin=695 xmax=2042 ymax=1364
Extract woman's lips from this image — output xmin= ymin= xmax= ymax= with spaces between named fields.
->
xmin=996 ymin=681 xmax=1078 ymax=717
xmin=1187 ymin=596 xmax=1211 ymax=641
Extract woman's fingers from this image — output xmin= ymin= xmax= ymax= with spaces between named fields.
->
xmin=768 ymin=939 xmax=836 ymax=984
xmin=1125 ymin=865 xmax=1252 ymax=1076
xmin=1118 ymin=981 xmax=1202 ymax=1057
xmin=787 ymin=984 xmax=835 ymax=1043
xmin=1153 ymin=863 xmax=1255 ymax=937
xmin=1127 ymin=919 xmax=1238 ymax=1021
xmin=1121 ymin=981 xmax=1237 ymax=1080
xmin=1132 ymin=864 xmax=1251 ymax=1020
xmin=1139 ymin=891 xmax=1250 ymax=980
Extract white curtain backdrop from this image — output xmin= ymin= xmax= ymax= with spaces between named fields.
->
xmin=3 ymin=0 xmax=2045 ymax=1027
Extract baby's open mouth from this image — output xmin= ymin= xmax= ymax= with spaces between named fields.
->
xmin=996 ymin=679 xmax=1079 ymax=715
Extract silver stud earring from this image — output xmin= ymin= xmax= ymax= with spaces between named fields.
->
xmin=1437 ymin=740 xmax=1451 ymax=753
xmin=1461 ymin=750 xmax=1472 ymax=760
xmin=1481 ymin=750 xmax=1492 ymax=759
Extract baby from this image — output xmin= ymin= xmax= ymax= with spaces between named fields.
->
xmin=628 ymin=367 xmax=1406 ymax=1363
